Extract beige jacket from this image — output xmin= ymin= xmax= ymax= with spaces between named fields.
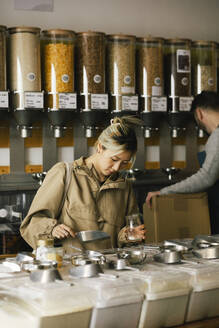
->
xmin=20 ymin=157 xmax=138 ymax=252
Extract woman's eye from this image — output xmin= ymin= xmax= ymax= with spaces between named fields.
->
xmin=111 ymin=158 xmax=117 ymax=162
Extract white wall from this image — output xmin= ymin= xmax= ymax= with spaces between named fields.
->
xmin=0 ymin=0 xmax=218 ymax=42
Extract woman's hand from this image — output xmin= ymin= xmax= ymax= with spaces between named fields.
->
xmin=146 ymin=191 xmax=161 ymax=208
xmin=52 ymin=224 xmax=75 ymax=239
xmin=133 ymin=224 xmax=146 ymax=240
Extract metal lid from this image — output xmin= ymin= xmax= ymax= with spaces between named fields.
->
xmin=0 ymin=25 xmax=7 ymax=32
xmin=107 ymin=33 xmax=136 ymax=41
xmin=192 ymin=40 xmax=217 ymax=47
xmin=77 ymin=31 xmax=105 ymax=37
xmin=37 ymin=238 xmax=54 ymax=247
xmin=8 ymin=26 xmax=41 ymax=34
xmin=137 ymin=36 xmax=164 ymax=43
xmin=165 ymin=38 xmax=191 ymax=44
xmin=42 ymin=29 xmax=75 ymax=38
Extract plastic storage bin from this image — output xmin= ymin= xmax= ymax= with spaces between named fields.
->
xmin=0 ymin=276 xmax=92 ymax=328
xmin=71 ymin=275 xmax=143 ymax=328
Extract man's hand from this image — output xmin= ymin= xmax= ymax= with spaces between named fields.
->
xmin=146 ymin=191 xmax=161 ymax=208
xmin=52 ymin=224 xmax=75 ymax=239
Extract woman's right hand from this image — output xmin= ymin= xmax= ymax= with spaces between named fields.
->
xmin=52 ymin=224 xmax=75 ymax=239
xmin=146 ymin=191 xmax=161 ymax=208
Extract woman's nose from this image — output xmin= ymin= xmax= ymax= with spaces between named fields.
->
xmin=112 ymin=161 xmax=121 ymax=171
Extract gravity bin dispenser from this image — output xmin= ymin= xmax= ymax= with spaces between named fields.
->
xmin=164 ymin=38 xmax=193 ymax=138
xmin=41 ymin=29 xmax=77 ymax=138
xmin=8 ymin=26 xmax=44 ymax=138
xmin=0 ymin=25 xmax=9 ymax=121
xmin=107 ymin=34 xmax=139 ymax=120
xmin=76 ymin=31 xmax=109 ymax=138
xmin=136 ymin=37 xmax=167 ymax=138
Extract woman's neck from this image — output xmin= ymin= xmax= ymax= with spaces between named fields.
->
xmin=85 ymin=154 xmax=106 ymax=182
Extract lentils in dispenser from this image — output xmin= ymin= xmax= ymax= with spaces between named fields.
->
xmin=136 ymin=37 xmax=164 ymax=112
xmin=8 ymin=26 xmax=42 ymax=109
xmin=192 ymin=41 xmax=217 ymax=95
xmin=164 ymin=38 xmax=192 ymax=111
xmin=41 ymin=29 xmax=76 ymax=110
xmin=107 ymin=34 xmax=137 ymax=112
xmin=76 ymin=31 xmax=107 ymax=110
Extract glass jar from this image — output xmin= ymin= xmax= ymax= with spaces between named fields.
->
xmin=0 ymin=25 xmax=7 ymax=91
xmin=107 ymin=34 xmax=136 ymax=110
xmin=36 ymin=238 xmax=63 ymax=267
xmin=192 ymin=40 xmax=217 ymax=95
xmin=136 ymin=36 xmax=164 ymax=111
xmin=76 ymin=31 xmax=106 ymax=110
xmin=164 ymin=38 xmax=191 ymax=111
xmin=8 ymin=26 xmax=41 ymax=109
xmin=125 ymin=213 xmax=143 ymax=244
xmin=41 ymin=29 xmax=76 ymax=110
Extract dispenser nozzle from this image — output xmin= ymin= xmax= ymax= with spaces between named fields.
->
xmin=17 ymin=125 xmax=32 ymax=138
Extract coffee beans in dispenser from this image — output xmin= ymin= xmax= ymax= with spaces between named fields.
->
xmin=136 ymin=36 xmax=166 ymax=138
xmin=76 ymin=31 xmax=108 ymax=138
xmin=107 ymin=34 xmax=138 ymax=117
xmin=164 ymin=38 xmax=193 ymax=138
xmin=41 ymin=29 xmax=77 ymax=138
xmin=8 ymin=26 xmax=43 ymax=138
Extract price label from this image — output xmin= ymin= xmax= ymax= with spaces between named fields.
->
xmin=24 ymin=92 xmax=44 ymax=109
xmin=91 ymin=94 xmax=108 ymax=110
xmin=122 ymin=96 xmax=138 ymax=111
xmin=59 ymin=93 xmax=77 ymax=109
xmin=151 ymin=97 xmax=167 ymax=112
xmin=0 ymin=91 xmax=8 ymax=108
xmin=179 ymin=97 xmax=194 ymax=111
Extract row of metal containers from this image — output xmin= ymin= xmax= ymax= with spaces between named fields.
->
xmin=0 ymin=25 xmax=217 ymax=114
xmin=1 ymin=257 xmax=219 ymax=327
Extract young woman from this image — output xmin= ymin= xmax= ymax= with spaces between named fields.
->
xmin=20 ymin=116 xmax=145 ymax=252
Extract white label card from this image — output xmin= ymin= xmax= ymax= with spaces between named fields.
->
xmin=179 ymin=97 xmax=194 ymax=111
xmin=177 ymin=49 xmax=191 ymax=73
xmin=59 ymin=93 xmax=77 ymax=109
xmin=91 ymin=94 xmax=108 ymax=110
xmin=24 ymin=92 xmax=44 ymax=108
xmin=151 ymin=97 xmax=167 ymax=112
xmin=0 ymin=91 xmax=9 ymax=108
xmin=122 ymin=96 xmax=138 ymax=111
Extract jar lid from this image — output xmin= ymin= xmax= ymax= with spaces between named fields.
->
xmin=77 ymin=31 xmax=105 ymax=37
xmin=37 ymin=238 xmax=54 ymax=247
xmin=137 ymin=36 xmax=164 ymax=43
xmin=192 ymin=40 xmax=217 ymax=47
xmin=0 ymin=25 xmax=7 ymax=32
xmin=107 ymin=34 xmax=136 ymax=41
xmin=41 ymin=29 xmax=75 ymax=38
xmin=8 ymin=26 xmax=41 ymax=34
xmin=165 ymin=38 xmax=191 ymax=44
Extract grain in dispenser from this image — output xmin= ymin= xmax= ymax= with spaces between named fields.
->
xmin=164 ymin=38 xmax=193 ymax=137
xmin=76 ymin=31 xmax=108 ymax=138
xmin=136 ymin=36 xmax=166 ymax=138
xmin=8 ymin=26 xmax=43 ymax=138
xmin=0 ymin=25 xmax=8 ymax=119
xmin=107 ymin=34 xmax=138 ymax=117
xmin=41 ymin=29 xmax=77 ymax=138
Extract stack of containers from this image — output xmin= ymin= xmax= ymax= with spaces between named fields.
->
xmin=69 ymin=275 xmax=143 ymax=328
xmin=0 ymin=276 xmax=93 ymax=328
xmin=109 ymin=265 xmax=191 ymax=328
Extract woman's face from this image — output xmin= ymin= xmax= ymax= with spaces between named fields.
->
xmin=97 ymin=145 xmax=133 ymax=177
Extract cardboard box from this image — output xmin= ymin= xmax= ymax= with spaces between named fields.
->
xmin=143 ymin=193 xmax=211 ymax=243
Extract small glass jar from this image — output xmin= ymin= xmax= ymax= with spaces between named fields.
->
xmin=125 ymin=213 xmax=143 ymax=243
xmin=76 ymin=31 xmax=106 ymax=110
xmin=107 ymin=34 xmax=136 ymax=110
xmin=164 ymin=38 xmax=191 ymax=111
xmin=8 ymin=26 xmax=41 ymax=109
xmin=192 ymin=40 xmax=217 ymax=95
xmin=136 ymin=36 xmax=164 ymax=111
xmin=0 ymin=25 xmax=7 ymax=91
xmin=36 ymin=238 xmax=63 ymax=267
xmin=41 ymin=29 xmax=76 ymax=110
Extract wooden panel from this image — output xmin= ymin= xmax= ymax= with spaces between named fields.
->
xmin=25 ymin=164 xmax=43 ymax=173
xmin=172 ymin=160 xmax=186 ymax=169
xmin=172 ymin=135 xmax=186 ymax=145
xmin=0 ymin=166 xmax=10 ymax=174
xmin=145 ymin=135 xmax=160 ymax=146
xmin=24 ymin=122 xmax=42 ymax=148
xmin=0 ymin=120 xmax=9 ymax=147
xmin=57 ymin=124 xmax=74 ymax=147
xmin=145 ymin=161 xmax=160 ymax=169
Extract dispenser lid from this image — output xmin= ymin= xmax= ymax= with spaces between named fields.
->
xmin=165 ymin=38 xmax=191 ymax=44
xmin=8 ymin=26 xmax=41 ymax=34
xmin=137 ymin=36 xmax=164 ymax=43
xmin=41 ymin=29 xmax=75 ymax=38
xmin=107 ymin=33 xmax=136 ymax=41
xmin=77 ymin=31 xmax=105 ymax=37
xmin=192 ymin=40 xmax=217 ymax=47
xmin=0 ymin=25 xmax=7 ymax=32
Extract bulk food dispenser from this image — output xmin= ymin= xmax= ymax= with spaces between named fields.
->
xmin=164 ymin=38 xmax=193 ymax=138
xmin=76 ymin=31 xmax=108 ymax=138
xmin=41 ymin=29 xmax=77 ymax=138
xmin=192 ymin=40 xmax=217 ymax=137
xmin=8 ymin=26 xmax=43 ymax=138
xmin=107 ymin=34 xmax=138 ymax=118
xmin=0 ymin=26 xmax=9 ymax=120
xmin=136 ymin=37 xmax=166 ymax=138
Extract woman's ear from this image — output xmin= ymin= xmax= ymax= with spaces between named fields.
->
xmin=196 ymin=108 xmax=204 ymax=121
xmin=97 ymin=143 xmax=103 ymax=154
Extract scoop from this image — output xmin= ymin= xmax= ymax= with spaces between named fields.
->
xmin=75 ymin=230 xmax=110 ymax=243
